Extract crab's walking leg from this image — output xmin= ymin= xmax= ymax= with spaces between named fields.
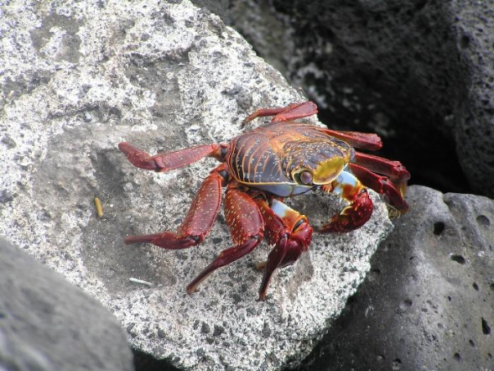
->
xmin=255 ymin=199 xmax=313 ymax=301
xmin=186 ymin=184 xmax=264 ymax=294
xmin=354 ymin=152 xmax=410 ymax=183
xmin=118 ymin=142 xmax=224 ymax=171
xmin=124 ymin=164 xmax=227 ymax=249
xmin=242 ymin=101 xmax=318 ymax=127
xmin=317 ymin=128 xmax=383 ymax=151
xmin=324 ymin=130 xmax=382 ymax=151
xmin=346 ymin=152 xmax=410 ymax=213
xmin=349 ymin=163 xmax=409 ymax=213
xmin=319 ymin=171 xmax=373 ymax=233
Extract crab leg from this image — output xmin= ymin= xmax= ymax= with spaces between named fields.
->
xmin=242 ymin=101 xmax=318 ymax=127
xmin=118 ymin=142 xmax=223 ymax=172
xmin=319 ymin=171 xmax=373 ymax=233
xmin=255 ymin=199 xmax=313 ymax=300
xmin=186 ymin=184 xmax=264 ymax=294
xmin=123 ymin=164 xmax=227 ymax=249
xmin=354 ymin=152 xmax=410 ymax=183
xmin=348 ymin=163 xmax=409 ymax=213
xmin=317 ymin=128 xmax=383 ymax=151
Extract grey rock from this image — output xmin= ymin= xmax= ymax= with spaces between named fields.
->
xmin=297 ymin=186 xmax=494 ymax=371
xmin=0 ymin=237 xmax=134 ymax=371
xmin=453 ymin=2 xmax=494 ymax=200
xmin=191 ymin=0 xmax=231 ymax=24
xmin=0 ymin=1 xmax=395 ymax=370
xmin=230 ymin=0 xmax=292 ymax=78
xmin=232 ymin=0 xmax=494 ymax=196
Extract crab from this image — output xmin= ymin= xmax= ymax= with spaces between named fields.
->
xmin=119 ymin=101 xmax=410 ymax=300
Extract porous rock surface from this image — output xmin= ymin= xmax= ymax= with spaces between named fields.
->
xmin=0 ymin=237 xmax=134 ymax=371
xmin=0 ymin=1 xmax=394 ymax=370
xmin=298 ymin=186 xmax=494 ymax=371
xmin=232 ymin=0 xmax=494 ymax=196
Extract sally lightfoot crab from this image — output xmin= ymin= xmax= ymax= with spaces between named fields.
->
xmin=119 ymin=102 xmax=410 ymax=300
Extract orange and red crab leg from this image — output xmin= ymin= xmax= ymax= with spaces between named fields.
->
xmin=242 ymin=102 xmax=384 ymax=151
xmin=319 ymin=171 xmax=374 ymax=233
xmin=242 ymin=101 xmax=318 ymax=127
xmin=186 ymin=183 xmax=264 ymax=294
xmin=353 ymin=152 xmax=411 ymax=183
xmin=123 ymin=164 xmax=227 ymax=249
xmin=318 ymin=128 xmax=383 ymax=151
xmin=349 ymin=162 xmax=409 ymax=213
xmin=118 ymin=142 xmax=226 ymax=171
xmin=344 ymin=152 xmax=410 ymax=213
xmin=255 ymin=198 xmax=313 ymax=300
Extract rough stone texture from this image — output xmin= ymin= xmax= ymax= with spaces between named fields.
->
xmin=191 ymin=0 xmax=231 ymax=25
xmin=297 ymin=186 xmax=494 ymax=371
xmin=231 ymin=0 xmax=494 ymax=196
xmin=0 ymin=1 xmax=394 ymax=370
xmin=0 ymin=237 xmax=134 ymax=371
xmin=229 ymin=0 xmax=291 ymax=78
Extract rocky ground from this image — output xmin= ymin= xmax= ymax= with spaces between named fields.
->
xmin=1 ymin=1 xmax=493 ymax=371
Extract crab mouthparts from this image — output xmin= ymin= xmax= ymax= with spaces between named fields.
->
xmin=312 ymin=157 xmax=346 ymax=185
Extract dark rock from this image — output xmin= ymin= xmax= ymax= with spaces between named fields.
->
xmin=201 ymin=322 xmax=211 ymax=334
xmin=213 ymin=325 xmax=225 ymax=337
xmin=232 ymin=0 xmax=494 ymax=197
xmin=297 ymin=186 xmax=494 ymax=371
xmin=0 ymin=237 xmax=134 ymax=371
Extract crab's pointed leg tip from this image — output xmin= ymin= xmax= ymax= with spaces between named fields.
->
xmin=186 ymin=286 xmax=199 ymax=295
xmin=258 ymin=288 xmax=269 ymax=301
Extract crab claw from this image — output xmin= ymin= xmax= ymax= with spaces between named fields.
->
xmin=319 ymin=170 xmax=374 ymax=233
xmin=319 ymin=188 xmax=373 ymax=233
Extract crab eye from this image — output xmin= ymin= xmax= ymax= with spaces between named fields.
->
xmin=300 ymin=171 xmax=313 ymax=185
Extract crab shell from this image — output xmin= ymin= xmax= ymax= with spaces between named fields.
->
xmin=227 ymin=121 xmax=354 ymax=197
